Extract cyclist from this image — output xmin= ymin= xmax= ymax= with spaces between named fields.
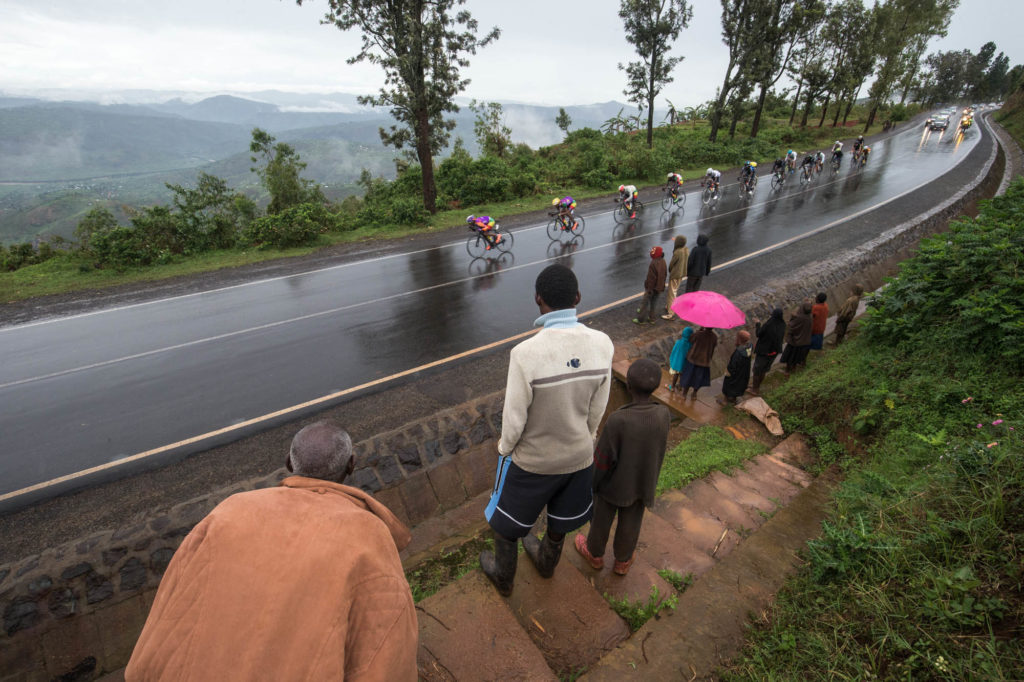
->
xmin=665 ymin=172 xmax=684 ymax=200
xmin=831 ymin=140 xmax=844 ymax=165
xmin=814 ymin=150 xmax=826 ymax=173
xmin=551 ymin=196 xmax=578 ymax=229
xmin=860 ymin=145 xmax=871 ymax=166
xmin=466 ymin=214 xmax=501 ymax=250
xmin=739 ymin=161 xmax=758 ymax=192
xmin=618 ymin=184 xmax=639 ymax=218
xmin=852 ymin=135 xmax=865 ymax=155
xmin=785 ymin=149 xmax=797 ymax=174
xmin=800 ymin=152 xmax=816 ymax=179
xmin=702 ymin=167 xmax=722 ymax=194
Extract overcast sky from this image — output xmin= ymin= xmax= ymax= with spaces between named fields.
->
xmin=1 ymin=0 xmax=1021 ymax=108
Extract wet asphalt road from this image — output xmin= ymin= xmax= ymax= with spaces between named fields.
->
xmin=0 ymin=121 xmax=985 ymax=508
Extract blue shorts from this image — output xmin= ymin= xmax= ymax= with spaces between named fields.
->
xmin=484 ymin=457 xmax=594 ymax=539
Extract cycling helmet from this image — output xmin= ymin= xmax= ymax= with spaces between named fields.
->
xmin=551 ymin=198 xmax=560 ymax=206
xmin=618 ymin=184 xmax=625 ymax=193
xmin=466 ymin=215 xmax=475 ymax=223
xmin=858 ymin=135 xmax=864 ymax=140
xmin=835 ymin=141 xmax=841 ymax=145
xmin=787 ymin=149 xmax=793 ymax=155
xmin=706 ymin=168 xmax=713 ymax=175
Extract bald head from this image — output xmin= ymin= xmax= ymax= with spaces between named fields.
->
xmin=287 ymin=421 xmax=355 ymax=483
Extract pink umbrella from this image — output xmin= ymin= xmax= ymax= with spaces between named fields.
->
xmin=670 ymin=291 xmax=746 ymax=329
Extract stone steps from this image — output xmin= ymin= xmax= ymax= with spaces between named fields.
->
xmin=410 ymin=432 xmax=827 ymax=680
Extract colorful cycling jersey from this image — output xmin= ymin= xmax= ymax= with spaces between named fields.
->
xmin=832 ymin=142 xmax=843 ymax=152
xmin=741 ymin=162 xmax=757 ymax=176
xmin=666 ymin=172 xmax=683 ymax=186
xmin=472 ymin=216 xmax=495 ymax=231
xmin=705 ymin=169 xmax=721 ymax=181
xmin=620 ymin=185 xmax=638 ymax=199
xmin=786 ymin=150 xmax=797 ymax=161
xmin=559 ymin=196 xmax=577 ymax=210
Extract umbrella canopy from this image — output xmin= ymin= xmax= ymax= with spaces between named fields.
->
xmin=670 ymin=291 xmax=746 ymax=329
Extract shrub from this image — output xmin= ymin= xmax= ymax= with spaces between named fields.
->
xmin=242 ymin=202 xmax=333 ymax=249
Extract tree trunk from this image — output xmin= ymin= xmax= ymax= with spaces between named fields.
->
xmin=832 ymin=90 xmax=844 ymax=127
xmin=709 ymin=60 xmax=736 ymax=143
xmin=864 ymin=103 xmax=878 ymax=133
xmin=646 ymin=48 xmax=657 ymax=148
xmin=843 ymin=81 xmax=863 ymax=126
xmin=729 ymin=107 xmax=740 ymax=138
xmin=789 ymin=78 xmax=804 ymax=125
xmin=800 ymin=92 xmax=814 ymax=128
xmin=818 ymin=94 xmax=830 ymax=127
xmin=415 ymin=108 xmax=437 ymax=213
xmin=750 ymin=83 xmax=769 ymax=138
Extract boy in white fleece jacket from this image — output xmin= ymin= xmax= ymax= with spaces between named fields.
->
xmin=480 ymin=264 xmax=614 ymax=596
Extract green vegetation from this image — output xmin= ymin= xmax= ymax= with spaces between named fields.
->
xmin=604 ymin=585 xmax=679 ymax=631
xmin=405 ymin=534 xmax=492 ymax=604
xmin=657 ymin=568 xmax=694 ymax=593
xmin=656 ymin=426 xmax=770 ymax=495
xmin=725 ymin=179 xmax=1024 ymax=680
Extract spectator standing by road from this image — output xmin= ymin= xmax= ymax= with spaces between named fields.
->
xmin=661 ymin=236 xmax=689 ymax=320
xmin=126 ymin=421 xmax=417 ymax=682
xmin=574 ymin=358 xmax=671 ymax=576
xmin=667 ymin=326 xmax=694 ymax=391
xmin=480 ymin=264 xmax=614 ymax=596
xmin=810 ymin=292 xmax=829 ymax=350
xmin=634 ymin=246 xmax=667 ymax=325
xmin=781 ymin=301 xmax=814 ymax=371
xmin=750 ymin=308 xmax=786 ymax=395
xmin=685 ymin=234 xmax=712 ymax=292
xmin=833 ymin=284 xmax=864 ymax=346
xmin=719 ymin=330 xmax=753 ymax=405
xmin=678 ymin=326 xmax=718 ymax=399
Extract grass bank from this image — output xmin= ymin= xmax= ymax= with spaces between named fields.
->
xmin=724 ymin=180 xmax=1024 ymax=680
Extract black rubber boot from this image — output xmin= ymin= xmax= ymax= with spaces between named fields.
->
xmin=522 ymin=531 xmax=565 ymax=579
xmin=480 ymin=533 xmax=518 ymax=597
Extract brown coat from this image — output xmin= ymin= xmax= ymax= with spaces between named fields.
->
xmin=126 ymin=477 xmax=416 ymax=682
xmin=685 ymin=328 xmax=718 ymax=367
xmin=644 ymin=256 xmax=667 ymax=293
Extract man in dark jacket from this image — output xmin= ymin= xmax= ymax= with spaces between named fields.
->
xmin=633 ymin=246 xmax=667 ymax=324
xmin=685 ymin=234 xmax=711 ymax=292
xmin=750 ymin=308 xmax=786 ymax=395
xmin=781 ymin=301 xmax=814 ymax=371
xmin=719 ymin=331 xmax=752 ymax=405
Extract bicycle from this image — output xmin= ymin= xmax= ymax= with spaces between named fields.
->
xmin=661 ymin=186 xmax=687 ymax=211
xmin=701 ymin=181 xmax=720 ymax=207
xmin=466 ymin=223 xmax=513 ymax=258
xmin=829 ymin=154 xmax=841 ymax=175
xmin=850 ymin=148 xmax=862 ymax=167
xmin=546 ymin=211 xmax=585 ymax=240
xmin=770 ymin=169 xmax=785 ymax=191
xmin=799 ymin=163 xmax=814 ymax=186
xmin=613 ymin=198 xmax=645 ymax=223
xmin=738 ymin=172 xmax=757 ymax=197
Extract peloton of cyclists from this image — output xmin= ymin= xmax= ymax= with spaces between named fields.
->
xmin=739 ymin=161 xmax=758 ymax=192
xmin=551 ymin=196 xmax=578 ymax=229
xmin=466 ymin=214 xmax=502 ymax=250
xmin=702 ymin=168 xmax=722 ymax=194
xmin=786 ymin=149 xmax=798 ymax=174
xmin=831 ymin=141 xmax=844 ymax=165
xmin=665 ymin=172 xmax=684 ymax=199
xmin=618 ymin=184 xmax=639 ymax=218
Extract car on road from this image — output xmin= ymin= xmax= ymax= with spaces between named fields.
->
xmin=929 ymin=115 xmax=950 ymax=131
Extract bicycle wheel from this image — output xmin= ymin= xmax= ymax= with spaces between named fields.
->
xmin=633 ymin=199 xmax=645 ymax=216
xmin=702 ymin=186 xmax=713 ymax=204
xmin=570 ymin=214 xmax=586 ymax=235
xmin=546 ymin=218 xmax=562 ymax=240
xmin=495 ymin=227 xmax=514 ymax=252
xmin=613 ymin=203 xmax=631 ymax=223
xmin=674 ymin=191 xmax=686 ymax=208
xmin=799 ymin=170 xmax=810 ymax=186
xmin=466 ymin=233 xmax=487 ymax=258
xmin=771 ymin=174 xmax=783 ymax=191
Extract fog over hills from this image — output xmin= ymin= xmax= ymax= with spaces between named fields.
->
xmin=0 ymin=89 xmax=631 ymax=244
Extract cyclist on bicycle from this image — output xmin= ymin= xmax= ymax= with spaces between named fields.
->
xmin=665 ymin=172 xmax=684 ymax=200
xmin=466 ymin=214 xmax=501 ymax=250
xmin=831 ymin=141 xmax=844 ymax=165
xmin=551 ymin=196 xmax=578 ymax=229
xmin=702 ymin=168 xmax=722 ymax=193
xmin=860 ymin=145 xmax=871 ymax=165
xmin=786 ymin=149 xmax=797 ymax=174
xmin=814 ymin=150 xmax=826 ymax=173
xmin=739 ymin=161 xmax=758 ymax=192
xmin=618 ymin=184 xmax=639 ymax=218
xmin=852 ymin=135 xmax=865 ymax=154
xmin=800 ymin=153 xmax=815 ymax=177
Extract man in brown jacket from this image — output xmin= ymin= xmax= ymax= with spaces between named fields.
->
xmin=833 ymin=284 xmax=864 ymax=346
xmin=633 ymin=245 xmax=667 ymax=324
xmin=126 ymin=422 xmax=417 ymax=681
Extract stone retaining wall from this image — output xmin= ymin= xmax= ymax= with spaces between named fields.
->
xmin=0 ymin=120 xmax=1005 ymax=681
